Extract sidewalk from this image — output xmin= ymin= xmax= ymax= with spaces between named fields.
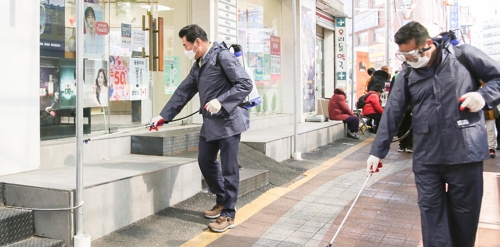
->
xmin=92 ymin=135 xmax=500 ymax=247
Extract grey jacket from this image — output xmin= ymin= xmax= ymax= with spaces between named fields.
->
xmin=159 ymin=42 xmax=253 ymax=141
xmin=371 ymin=39 xmax=500 ymax=164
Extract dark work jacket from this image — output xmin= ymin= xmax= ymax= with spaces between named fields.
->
xmin=370 ymin=39 xmax=500 ymax=165
xmin=159 ymin=42 xmax=253 ymax=141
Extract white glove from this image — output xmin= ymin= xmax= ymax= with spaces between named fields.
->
xmin=459 ymin=92 xmax=485 ymax=112
xmin=151 ymin=115 xmax=164 ymax=128
xmin=205 ymin=99 xmax=222 ymax=114
xmin=367 ymin=155 xmax=381 ymax=176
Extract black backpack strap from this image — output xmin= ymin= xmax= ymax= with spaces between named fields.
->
xmin=452 ymin=45 xmax=481 ymax=87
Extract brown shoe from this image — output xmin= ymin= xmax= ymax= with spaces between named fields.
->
xmin=208 ymin=216 xmax=235 ymax=233
xmin=204 ymin=204 xmax=223 ymax=219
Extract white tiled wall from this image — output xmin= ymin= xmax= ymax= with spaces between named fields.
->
xmin=0 ymin=1 xmax=40 ymax=176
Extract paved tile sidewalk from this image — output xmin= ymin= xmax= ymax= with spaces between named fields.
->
xmin=199 ymin=139 xmax=500 ymax=247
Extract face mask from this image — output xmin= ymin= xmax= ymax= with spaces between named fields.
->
xmin=184 ymin=41 xmax=199 ymax=60
xmin=407 ymin=54 xmax=430 ymax=68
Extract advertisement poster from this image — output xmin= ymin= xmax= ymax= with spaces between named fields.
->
xmin=109 ymin=56 xmax=130 ymax=101
xmin=59 ymin=59 xmax=77 ymax=109
xmin=83 ymin=2 xmax=105 ymax=58
xmin=335 ymin=18 xmax=348 ymax=92
xmin=40 ymin=57 xmax=60 ymax=112
xmin=164 ymin=56 xmax=180 ymax=94
xmin=129 ymin=58 xmax=148 ymax=100
xmin=356 ymin=51 xmax=371 ymax=101
xmin=249 ymin=53 xmax=263 ymax=81
xmin=132 ymin=29 xmax=145 ymax=50
xmin=40 ymin=0 xmax=65 ymax=53
xmin=84 ymin=59 xmax=109 ymax=107
xmin=121 ymin=23 xmax=132 ymax=50
xmin=301 ymin=5 xmax=316 ymax=112
xmin=270 ymin=35 xmax=281 ymax=81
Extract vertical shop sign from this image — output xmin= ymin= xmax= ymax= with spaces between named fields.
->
xmin=217 ymin=0 xmax=238 ymax=44
xmin=109 ymin=56 xmax=130 ymax=101
xmin=449 ymin=1 xmax=459 ymax=31
xmin=129 ymin=58 xmax=148 ymax=100
xmin=84 ymin=59 xmax=109 ymax=107
xmin=335 ymin=18 xmax=347 ymax=91
xmin=164 ymin=56 xmax=180 ymax=94
xmin=121 ymin=23 xmax=132 ymax=50
xmin=270 ymin=35 xmax=281 ymax=81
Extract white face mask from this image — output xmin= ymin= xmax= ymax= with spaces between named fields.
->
xmin=184 ymin=41 xmax=199 ymax=60
xmin=407 ymin=54 xmax=430 ymax=68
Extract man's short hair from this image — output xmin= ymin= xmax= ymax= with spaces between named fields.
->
xmin=178 ymin=24 xmax=208 ymax=43
xmin=394 ymin=21 xmax=430 ymax=47
xmin=367 ymin=67 xmax=376 ymax=76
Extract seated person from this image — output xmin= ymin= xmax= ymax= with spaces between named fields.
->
xmin=362 ymin=84 xmax=384 ymax=133
xmin=328 ymin=88 xmax=360 ymax=139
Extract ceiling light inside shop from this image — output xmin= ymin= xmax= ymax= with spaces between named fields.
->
xmin=140 ymin=4 xmax=173 ymax=11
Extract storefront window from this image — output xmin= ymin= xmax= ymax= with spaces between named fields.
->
xmin=238 ymin=0 xmax=282 ymax=115
xmin=39 ymin=0 xmax=190 ymax=140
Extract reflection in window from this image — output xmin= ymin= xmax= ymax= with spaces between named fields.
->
xmin=358 ymin=32 xmax=368 ymax=46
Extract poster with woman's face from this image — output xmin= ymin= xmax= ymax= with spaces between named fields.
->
xmin=83 ymin=3 xmax=104 ymax=59
xmin=84 ymin=59 xmax=108 ymax=107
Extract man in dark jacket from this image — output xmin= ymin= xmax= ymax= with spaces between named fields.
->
xmin=366 ymin=21 xmax=500 ymax=247
xmin=151 ymin=24 xmax=253 ymax=233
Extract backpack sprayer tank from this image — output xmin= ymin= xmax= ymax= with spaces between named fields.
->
xmin=230 ymin=44 xmax=262 ymax=109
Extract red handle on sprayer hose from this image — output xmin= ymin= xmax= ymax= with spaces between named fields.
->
xmin=149 ymin=119 xmax=166 ymax=131
xmin=371 ymin=162 xmax=383 ymax=173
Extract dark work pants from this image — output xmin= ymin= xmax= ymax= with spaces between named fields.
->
xmin=198 ymin=134 xmax=240 ymax=219
xmin=343 ymin=115 xmax=359 ymax=133
xmin=413 ymin=162 xmax=483 ymax=247
xmin=397 ymin=110 xmax=413 ymax=148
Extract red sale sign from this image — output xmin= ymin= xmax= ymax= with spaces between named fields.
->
xmin=109 ymin=56 xmax=130 ymax=101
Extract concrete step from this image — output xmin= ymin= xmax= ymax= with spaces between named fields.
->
xmin=241 ymin=121 xmax=345 ymax=162
xmin=0 ymin=208 xmax=34 ymax=246
xmin=131 ymin=126 xmax=201 ymax=156
xmin=0 ymin=155 xmax=201 ymax=246
xmin=6 ymin=237 xmax=65 ymax=247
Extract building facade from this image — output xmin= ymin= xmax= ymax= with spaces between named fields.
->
xmin=0 ymin=0 xmax=348 ymax=176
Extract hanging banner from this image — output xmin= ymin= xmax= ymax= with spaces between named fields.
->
xmin=356 ymin=51 xmax=371 ymax=101
xmin=109 ymin=56 xmax=130 ymax=101
xmin=335 ymin=17 xmax=348 ymax=92
xmin=164 ymin=56 xmax=180 ymax=94
xmin=301 ymin=5 xmax=316 ymax=113
xmin=84 ymin=59 xmax=109 ymax=107
xmin=270 ymin=35 xmax=281 ymax=81
xmin=129 ymin=58 xmax=148 ymax=100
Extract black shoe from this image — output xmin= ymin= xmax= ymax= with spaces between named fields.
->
xmin=347 ymin=132 xmax=360 ymax=139
xmin=489 ymin=149 xmax=496 ymax=158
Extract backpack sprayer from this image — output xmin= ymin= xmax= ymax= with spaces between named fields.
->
xmin=226 ymin=42 xmax=262 ymax=109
